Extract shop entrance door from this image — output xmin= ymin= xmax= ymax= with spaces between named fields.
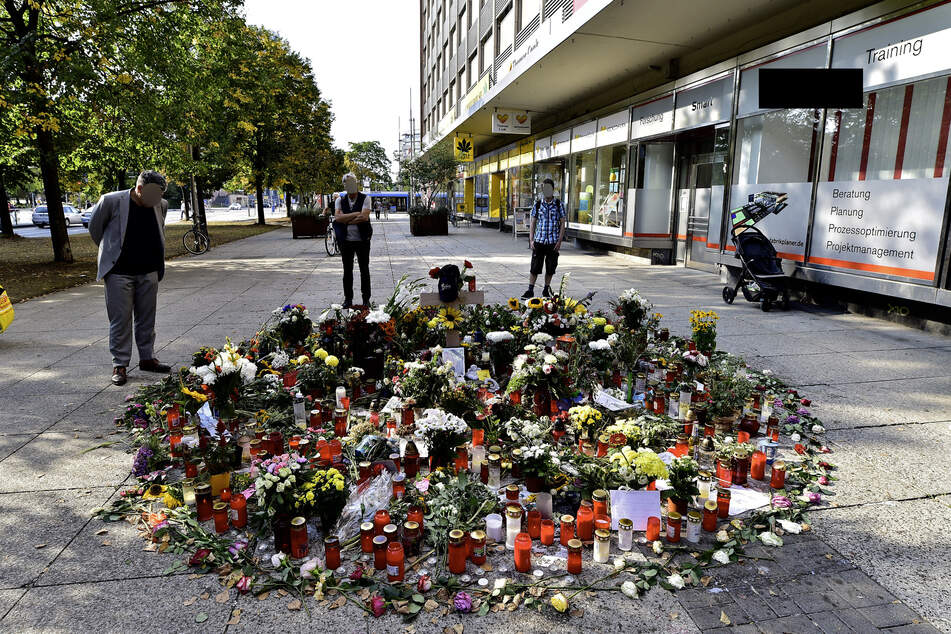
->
xmin=674 ymin=127 xmax=728 ymax=268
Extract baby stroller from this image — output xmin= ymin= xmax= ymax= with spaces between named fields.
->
xmin=721 ymin=191 xmax=791 ymax=312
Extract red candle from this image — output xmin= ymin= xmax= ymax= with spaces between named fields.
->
xmin=373 ymin=509 xmax=391 ymax=536
xmin=646 ymin=516 xmax=661 ymax=541
xmin=360 ymin=522 xmax=375 ymax=553
xmin=472 ymin=428 xmax=484 ymax=446
xmin=566 ymin=539 xmax=582 ymax=574
xmin=448 ymin=530 xmax=467 ymax=574
xmin=594 ymin=514 xmax=611 ymax=532
xmin=514 ymin=532 xmax=532 ymax=573
xmin=386 ymin=542 xmax=405 ymax=581
xmin=229 ymin=494 xmax=247 ymax=529
xmin=372 ymin=535 xmax=387 ymax=570
xmin=560 ymin=515 xmax=575 ymax=546
xmin=290 ymin=516 xmax=308 ymax=558
xmin=576 ymin=503 xmax=594 ymax=541
xmin=540 ymin=519 xmax=555 ymax=545
xmin=770 ymin=461 xmax=786 ymax=489
xmin=717 ymin=487 xmax=731 ymax=519
xmin=324 ymin=536 xmax=341 ymax=570
xmin=702 ymin=500 xmax=718 ymax=532
xmin=666 ymin=511 xmax=682 ymax=543
xmin=212 ymin=502 xmax=229 ymax=534
xmin=750 ymin=450 xmax=767 ymax=480
xmin=737 ymin=430 xmax=751 ymax=444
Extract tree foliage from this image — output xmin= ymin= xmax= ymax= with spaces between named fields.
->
xmin=345 ymin=140 xmax=393 ymax=191
xmin=400 ymin=141 xmax=459 ymax=210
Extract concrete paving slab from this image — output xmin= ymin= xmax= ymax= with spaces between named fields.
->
xmin=0 ymin=487 xmax=113 ymax=589
xmin=0 ymin=431 xmax=130 ymax=493
xmin=0 ymin=393 xmax=91 ymax=435
xmin=0 ymin=434 xmax=38 ymax=463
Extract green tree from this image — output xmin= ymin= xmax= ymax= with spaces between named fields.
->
xmin=345 ymin=141 xmax=393 ymax=191
xmin=401 ymin=141 xmax=459 ymax=210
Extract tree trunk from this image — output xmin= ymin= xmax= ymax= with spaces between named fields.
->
xmin=189 ymin=146 xmax=207 ymax=235
xmin=35 ymin=128 xmax=73 ymax=262
xmin=116 ymin=169 xmax=126 ymax=191
xmin=255 ymin=175 xmax=265 ymax=225
xmin=182 ymin=186 xmax=191 ymax=221
xmin=285 ymin=187 xmax=292 ymax=216
xmin=0 ymin=173 xmax=13 ymax=237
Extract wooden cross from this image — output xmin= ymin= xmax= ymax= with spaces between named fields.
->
xmin=419 ymin=290 xmax=485 ymax=347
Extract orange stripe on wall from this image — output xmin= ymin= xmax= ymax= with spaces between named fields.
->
xmin=634 ymin=233 xmax=672 ymax=238
xmin=691 ymin=236 xmax=705 ymax=242
xmin=623 ymin=232 xmax=634 ymax=237
xmin=776 ymin=252 xmax=805 ymax=262
xmin=675 ymin=234 xmax=687 ymax=240
xmin=808 ymin=256 xmax=934 ymax=280
xmin=706 ymin=243 xmax=720 ymax=249
xmin=725 ymin=245 xmax=736 ymax=252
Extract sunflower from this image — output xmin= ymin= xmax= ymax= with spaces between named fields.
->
xmin=438 ymin=306 xmax=462 ymax=330
xmin=526 ymin=297 xmax=543 ymax=309
xmin=507 ymin=297 xmax=520 ymax=310
xmin=163 ymin=492 xmax=182 ymax=509
xmin=142 ymin=484 xmax=167 ymax=500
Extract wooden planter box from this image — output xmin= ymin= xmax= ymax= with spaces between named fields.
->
xmin=291 ymin=215 xmax=329 ymax=238
xmin=409 ymin=213 xmax=448 ymax=236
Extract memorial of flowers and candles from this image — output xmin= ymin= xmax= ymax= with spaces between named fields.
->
xmin=95 ymin=273 xmax=835 ymax=618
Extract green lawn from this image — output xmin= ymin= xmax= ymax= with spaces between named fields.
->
xmin=0 ymin=221 xmax=283 ymax=303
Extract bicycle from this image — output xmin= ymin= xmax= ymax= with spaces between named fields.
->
xmin=183 ymin=218 xmax=209 ymax=255
xmin=324 ymin=225 xmax=339 ymax=256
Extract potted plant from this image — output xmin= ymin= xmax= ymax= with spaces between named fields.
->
xmin=414 ymin=408 xmax=469 ymax=471
xmin=732 ymin=442 xmax=753 ymax=486
xmin=611 ymin=288 xmax=653 ymax=330
xmin=714 ymin=443 xmax=736 ymax=489
xmin=409 ymin=205 xmax=449 ymax=236
xmin=253 ymin=453 xmax=311 ymax=554
xmin=506 ymin=344 xmax=570 ymax=415
xmin=203 ymin=429 xmax=241 ymax=496
xmin=519 ymin=445 xmax=558 ymax=493
xmin=663 ymin=456 xmax=700 ymax=514
xmin=289 ymin=206 xmax=330 ymax=238
xmin=689 ymin=309 xmax=719 ymax=355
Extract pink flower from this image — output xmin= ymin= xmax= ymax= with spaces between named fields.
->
xmin=453 ymin=591 xmax=473 ymax=613
xmin=417 ymin=574 xmax=432 ymax=593
xmin=818 ymin=476 xmax=829 ymax=485
xmin=349 ymin=566 xmax=365 ymax=581
xmin=808 ymin=492 xmax=821 ymax=504
xmin=236 ymin=575 xmax=252 ymax=594
xmin=771 ymin=496 xmax=792 ymax=509
xmin=369 ymin=594 xmax=386 ymax=617
xmin=415 ymin=479 xmax=430 ymax=494
xmin=188 ymin=548 xmax=212 ymax=566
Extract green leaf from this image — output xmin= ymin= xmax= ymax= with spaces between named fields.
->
xmin=408 ymin=603 xmax=421 ymax=614
xmin=643 ymin=569 xmax=657 ymax=578
xmin=195 ymin=612 xmax=208 ymax=623
xmin=411 ymin=593 xmax=424 ymax=604
xmin=478 ymin=601 xmax=491 ymax=616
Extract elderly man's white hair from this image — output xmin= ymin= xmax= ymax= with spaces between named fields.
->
xmin=342 ymin=172 xmax=357 ymax=184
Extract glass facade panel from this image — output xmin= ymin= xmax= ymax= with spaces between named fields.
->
xmin=594 ymin=144 xmax=626 ymax=229
xmin=569 ymin=149 xmax=596 ymax=224
xmin=734 ymin=109 xmax=817 ymax=185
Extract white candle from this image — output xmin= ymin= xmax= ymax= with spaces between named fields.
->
xmin=485 ymin=514 xmax=503 ymax=542
xmin=594 ymin=530 xmax=611 ymax=563
xmin=535 ymin=492 xmax=553 ymax=519
xmin=470 ymin=445 xmax=486 ymax=475
xmin=335 ymin=385 xmax=346 ymax=409
xmin=505 ymin=508 xmax=522 ymax=549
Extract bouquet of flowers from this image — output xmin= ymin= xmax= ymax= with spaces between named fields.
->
xmin=506 ymin=344 xmax=569 ymax=398
xmin=604 ymin=415 xmax=681 ymax=452
xmin=484 ymin=330 xmax=518 ymax=375
xmin=414 ymin=408 xmax=469 ymax=465
xmin=611 ymin=288 xmax=653 ymax=330
xmin=664 ymin=456 xmax=700 ymax=502
xmin=188 ymin=340 xmax=257 ymax=418
xmin=419 ymin=470 xmax=499 ymax=564
xmin=271 ymin=304 xmax=312 ymax=347
xmin=689 ymin=309 xmax=719 ymax=354
xmin=293 ymin=467 xmax=348 ymax=529
xmin=568 ymin=405 xmax=604 ymax=440
xmin=607 ymin=446 xmax=669 ymax=489
xmin=392 ymin=356 xmax=457 ymax=409
xmin=252 ymin=453 xmax=310 ymax=517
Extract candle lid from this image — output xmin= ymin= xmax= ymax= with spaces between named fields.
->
xmin=470 ymin=530 xmax=486 ymax=540
xmin=668 ymin=511 xmax=682 ymax=521
xmin=618 ymin=518 xmax=633 ymax=529
xmin=687 ymin=511 xmax=702 ymax=522
xmin=404 ymin=521 xmax=420 ymax=531
xmin=449 ymin=529 xmax=465 ymax=543
xmin=360 ymin=521 xmax=374 ymax=531
xmin=195 ymin=483 xmax=211 ymax=493
xmin=505 ymin=505 xmax=522 ymax=518
xmin=383 ymin=524 xmax=398 ymax=536
xmin=567 ymin=538 xmax=582 ymax=549
xmin=291 ymin=516 xmax=306 ymax=526
xmin=594 ymin=529 xmax=610 ymax=541
xmin=372 ymin=535 xmax=388 ymax=546
xmin=213 ymin=502 xmax=228 ymax=511
xmin=560 ymin=514 xmax=575 ymax=523
xmin=704 ymin=499 xmax=718 ymax=511
xmin=592 ymin=489 xmax=608 ymax=502
xmin=324 ymin=535 xmax=340 ymax=545
xmin=773 ymin=460 xmax=786 ymax=470
xmin=392 ymin=474 xmax=406 ymax=483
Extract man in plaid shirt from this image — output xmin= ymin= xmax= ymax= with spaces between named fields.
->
xmin=522 ymin=178 xmax=567 ymax=298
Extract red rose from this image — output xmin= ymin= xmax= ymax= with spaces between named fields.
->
xmin=464 ymin=260 xmax=473 ymax=268
xmin=429 ymin=267 xmax=440 ymax=278
xmin=188 ymin=548 xmax=211 ymax=566
xmin=794 ymin=443 xmax=806 ymax=455
xmin=369 ymin=594 xmax=385 ymax=618
xmin=800 ymin=398 xmax=812 ymax=406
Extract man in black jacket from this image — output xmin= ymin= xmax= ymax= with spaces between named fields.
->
xmin=333 ymin=172 xmax=373 ymax=308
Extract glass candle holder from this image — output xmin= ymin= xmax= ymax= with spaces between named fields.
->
xmin=407 ymin=505 xmax=424 ymax=534
xmin=389 ymin=452 xmax=401 ymax=473
xmin=358 ymin=461 xmax=372 ymax=483
xmin=560 ymin=515 xmax=575 ymax=546
xmin=594 ymin=513 xmax=611 ymax=532
xmin=592 ymin=489 xmax=609 ymax=517
xmin=526 ymin=510 xmax=542 ymax=539
xmin=697 ymin=471 xmax=712 ymax=501
xmin=594 ymin=529 xmax=611 ymax=563
xmin=514 ymin=532 xmax=532 ymax=573
xmin=454 ymin=445 xmax=469 ymax=474
xmin=717 ymin=487 xmax=731 ymax=519
xmin=404 ymin=442 xmax=420 ymax=478
xmin=666 ymin=511 xmax=682 ymax=543
xmin=212 ymin=502 xmax=229 ymax=534
xmin=685 ymin=511 xmax=701 ymax=543
xmin=324 ymin=535 xmax=341 ymax=570
xmin=181 ymin=478 xmax=196 ymax=506
xmin=372 ymin=535 xmax=388 ymax=570
xmin=470 ymin=444 xmax=486 ymax=475
xmin=382 ymin=523 xmax=398 ymax=544
xmin=505 ymin=484 xmax=520 ymax=503
xmin=386 ymin=541 xmax=405 ymax=582
xmin=617 ymin=518 xmax=633 ymax=551
xmin=770 ymin=460 xmax=786 ymax=489
xmin=540 ymin=519 xmax=555 ymax=546
xmin=702 ymin=500 xmax=718 ymax=532
xmin=448 ymin=529 xmax=467 ymax=574
xmin=195 ymin=484 xmax=213 ymax=522
xmin=469 ymin=530 xmax=487 ymax=564
xmin=716 ymin=457 xmax=734 ymax=488
xmin=535 ymin=492 xmax=553 ymax=519
xmin=646 ymin=516 xmax=661 ymax=542
xmin=373 ymin=509 xmax=391 ymax=536
xmin=566 ymin=539 xmax=583 ymax=574
xmin=487 ymin=454 xmax=501 ymax=490
xmin=750 ymin=450 xmax=767 ymax=480
xmin=485 ymin=513 xmax=503 ymax=542
xmin=505 ymin=506 xmax=523 ymax=549
xmin=290 ymin=516 xmax=309 ymax=558
xmin=360 ymin=522 xmax=375 ymax=553
xmin=392 ymin=473 xmax=406 ymax=500
xmin=576 ymin=503 xmax=594 ymax=541
xmin=402 ymin=521 xmax=421 ymax=557
xmin=230 ymin=493 xmax=247 ymax=529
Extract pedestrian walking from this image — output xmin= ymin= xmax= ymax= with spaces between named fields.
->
xmin=522 ymin=178 xmax=566 ymax=299
xmin=87 ymin=170 xmax=172 ymax=386
xmin=333 ymin=172 xmax=373 ymax=308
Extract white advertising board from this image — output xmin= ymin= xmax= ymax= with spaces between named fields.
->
xmin=550 ymin=129 xmax=571 ymax=158
xmin=728 ymin=182 xmax=812 ymax=261
xmin=808 ymin=178 xmax=948 ymax=281
xmin=534 ymin=136 xmax=552 ymax=161
xmin=571 ymin=120 xmax=597 ymax=153
xmin=674 ymin=75 xmax=734 ymax=131
xmin=738 ymin=44 xmax=828 ymax=117
xmin=596 ymin=110 xmax=629 ymax=147
xmin=631 ymin=94 xmax=674 ymax=140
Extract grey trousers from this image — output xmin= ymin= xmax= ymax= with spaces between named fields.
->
xmin=104 ymin=272 xmax=159 ymax=367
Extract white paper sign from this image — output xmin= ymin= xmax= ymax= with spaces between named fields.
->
xmin=728 ymin=182 xmax=812 ymax=260
xmin=631 ymin=94 xmax=674 ymax=140
xmin=593 ymin=388 xmax=634 ymax=411
xmin=596 ymin=110 xmax=629 ymax=147
xmin=442 ymin=347 xmax=466 ymax=378
xmin=609 ymin=489 xmax=661 ymax=531
xmin=727 ymin=485 xmax=770 ymax=516
xmin=492 ymin=109 xmax=531 ymax=134
xmin=381 ymin=395 xmax=402 ymax=413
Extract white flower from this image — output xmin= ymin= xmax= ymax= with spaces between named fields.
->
xmin=666 ymin=573 xmax=685 ymax=590
xmin=759 ymin=531 xmax=784 ymax=547
xmin=486 ymin=331 xmax=514 ymax=343
xmin=365 ymin=308 xmax=392 ymax=324
xmin=300 ymin=558 xmax=319 ymax=579
xmin=695 ymin=353 xmax=709 ymax=367
xmin=712 ymin=549 xmax=730 ymax=564
xmin=777 ymin=519 xmax=802 ymax=534
xmin=531 ymin=332 xmax=553 ymax=344
xmin=791 ymin=432 xmax=801 ymax=442
xmin=651 ymin=540 xmax=664 ymax=554
xmin=524 ymin=344 xmax=538 ymax=352
xmin=543 ymin=354 xmax=558 ymax=365
xmin=542 ymin=364 xmax=552 ymax=375
xmin=330 ymin=303 xmax=342 ymax=310
xmin=271 ymin=553 xmax=287 ymax=567
xmin=620 ymin=580 xmax=638 ymax=599
xmin=607 ymin=333 xmax=618 ymax=344
xmin=811 ymin=424 xmax=825 ymax=434
xmin=588 ymin=339 xmax=611 ymax=351
xmin=271 ymin=351 xmax=289 ymax=369
xmin=275 ymin=483 xmax=285 ymax=493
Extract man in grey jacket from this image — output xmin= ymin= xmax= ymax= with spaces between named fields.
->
xmin=88 ymin=170 xmax=172 ymax=386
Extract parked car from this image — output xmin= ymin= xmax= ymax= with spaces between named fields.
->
xmin=32 ymin=204 xmax=83 ymax=228
xmin=81 ymin=208 xmax=93 ymax=227
xmin=228 ymin=202 xmax=243 ymax=210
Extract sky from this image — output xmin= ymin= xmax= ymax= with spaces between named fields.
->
xmin=244 ymin=0 xmax=420 ymax=172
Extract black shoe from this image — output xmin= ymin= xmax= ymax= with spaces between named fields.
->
xmin=542 ymin=286 xmax=553 ymax=298
xmin=342 ymin=299 xmax=353 ymax=309
xmin=140 ymin=358 xmax=172 ymax=373
xmin=521 ymin=288 xmax=535 ymax=299
xmin=362 ymin=297 xmax=371 ymax=307
xmin=111 ymin=366 xmax=127 ymax=386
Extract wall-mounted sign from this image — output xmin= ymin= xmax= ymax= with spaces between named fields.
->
xmin=738 ymin=44 xmax=827 ymax=117
xmin=464 ymin=75 xmax=491 ymax=116
xmin=808 ymin=178 xmax=947 ymax=281
xmin=630 ymin=94 xmax=674 ymax=140
xmin=550 ymin=129 xmax=571 ymax=158
xmin=596 ymin=110 xmax=629 ymax=147
xmin=501 ymin=37 xmax=540 ymax=82
xmin=673 ymin=75 xmax=734 ymax=131
xmin=492 ymin=109 xmax=531 ymax=134
xmin=728 ymin=183 xmax=811 ymax=260
xmin=454 ymin=133 xmax=473 ymax=161
xmin=571 ymin=120 xmax=597 ymax=153
xmin=534 ymin=136 xmax=552 ymax=161
xmin=832 ymin=2 xmax=951 ymax=91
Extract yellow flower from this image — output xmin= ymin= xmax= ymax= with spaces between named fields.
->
xmin=142 ymin=484 xmax=167 ymax=500
xmin=592 ymin=317 xmax=607 ymax=326
xmin=163 ymin=492 xmax=182 ymax=509
xmin=438 ymin=306 xmax=462 ymax=329
xmin=325 ymin=355 xmax=339 ymax=368
xmin=315 ymin=348 xmax=329 ymax=360
xmin=551 ymin=593 xmax=569 ymax=612
xmin=526 ymin=297 xmax=543 ymax=309
xmin=604 ymin=324 xmax=615 ymax=334
xmin=574 ymin=304 xmax=587 ymax=315
xmin=507 ymin=297 xmax=520 ymax=310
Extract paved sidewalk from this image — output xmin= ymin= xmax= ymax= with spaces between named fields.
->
xmin=0 ymin=216 xmax=948 ymax=632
